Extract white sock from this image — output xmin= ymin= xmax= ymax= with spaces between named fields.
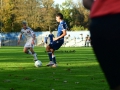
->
xmin=50 ymin=61 xmax=54 ymax=63
xmin=28 ymin=50 xmax=32 ymax=55
xmin=33 ymin=53 xmax=38 ymax=60
xmin=52 ymin=55 xmax=55 ymax=58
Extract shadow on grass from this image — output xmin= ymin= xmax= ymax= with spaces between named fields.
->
xmin=0 ymin=64 xmax=109 ymax=90
xmin=0 ymin=47 xmax=109 ymax=90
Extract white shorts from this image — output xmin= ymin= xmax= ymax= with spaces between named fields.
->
xmin=24 ymin=38 xmax=34 ymax=48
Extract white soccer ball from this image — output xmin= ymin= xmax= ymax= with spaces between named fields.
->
xmin=35 ymin=60 xmax=42 ymax=67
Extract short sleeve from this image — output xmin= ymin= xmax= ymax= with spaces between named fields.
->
xmin=53 ymin=34 xmax=54 ymax=37
xmin=29 ymin=27 xmax=35 ymax=36
xmin=61 ymin=22 xmax=68 ymax=31
xmin=20 ymin=29 xmax=23 ymax=35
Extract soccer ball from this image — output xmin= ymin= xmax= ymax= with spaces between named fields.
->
xmin=35 ymin=60 xmax=42 ymax=67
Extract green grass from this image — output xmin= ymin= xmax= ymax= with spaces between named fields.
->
xmin=0 ymin=47 xmax=109 ymax=90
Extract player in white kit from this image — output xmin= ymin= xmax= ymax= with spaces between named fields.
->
xmin=18 ymin=21 xmax=38 ymax=61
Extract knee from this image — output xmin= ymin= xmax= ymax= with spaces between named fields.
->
xmin=46 ymin=45 xmax=50 ymax=52
xmin=23 ymin=49 xmax=28 ymax=54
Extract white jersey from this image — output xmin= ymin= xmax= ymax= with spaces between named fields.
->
xmin=20 ymin=27 xmax=35 ymax=40
xmin=20 ymin=27 xmax=35 ymax=48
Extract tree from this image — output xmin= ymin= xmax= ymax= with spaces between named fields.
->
xmin=0 ymin=0 xmax=15 ymax=32
xmin=60 ymin=0 xmax=73 ymax=29
xmin=0 ymin=0 xmax=90 ymax=32
xmin=38 ymin=0 xmax=57 ymax=31
xmin=72 ymin=1 xmax=90 ymax=29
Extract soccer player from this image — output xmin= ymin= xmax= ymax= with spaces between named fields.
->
xmin=85 ymin=35 xmax=90 ymax=47
xmin=44 ymin=35 xmax=48 ymax=47
xmin=18 ymin=21 xmax=38 ymax=61
xmin=83 ymin=0 xmax=120 ymax=90
xmin=48 ymin=31 xmax=54 ymax=44
xmin=46 ymin=13 xmax=67 ymax=67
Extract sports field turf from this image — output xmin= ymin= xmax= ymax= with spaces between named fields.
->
xmin=0 ymin=47 xmax=109 ymax=90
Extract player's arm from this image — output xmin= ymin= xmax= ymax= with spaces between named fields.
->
xmin=54 ymin=22 xmax=67 ymax=41
xmin=29 ymin=28 xmax=36 ymax=40
xmin=32 ymin=34 xmax=36 ymax=40
xmin=30 ymin=28 xmax=36 ymax=44
xmin=83 ymin=0 xmax=94 ymax=10
xmin=54 ymin=30 xmax=67 ymax=41
xmin=31 ymin=33 xmax=36 ymax=45
xmin=18 ymin=34 xmax=22 ymax=45
xmin=58 ymin=30 xmax=67 ymax=39
xmin=58 ymin=23 xmax=67 ymax=39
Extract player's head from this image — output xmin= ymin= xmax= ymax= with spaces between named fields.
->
xmin=56 ymin=13 xmax=64 ymax=22
xmin=22 ymin=21 xmax=27 ymax=29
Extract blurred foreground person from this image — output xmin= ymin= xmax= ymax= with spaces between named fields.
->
xmin=83 ymin=0 xmax=120 ymax=90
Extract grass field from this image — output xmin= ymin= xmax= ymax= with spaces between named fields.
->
xmin=0 ymin=47 xmax=109 ymax=90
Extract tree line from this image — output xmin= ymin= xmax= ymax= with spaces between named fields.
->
xmin=0 ymin=0 xmax=90 ymax=32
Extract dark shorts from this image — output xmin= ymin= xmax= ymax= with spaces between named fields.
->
xmin=90 ymin=14 xmax=120 ymax=89
xmin=45 ymin=41 xmax=47 ymax=44
xmin=49 ymin=40 xmax=64 ymax=50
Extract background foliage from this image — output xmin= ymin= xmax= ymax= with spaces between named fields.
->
xmin=0 ymin=0 xmax=90 ymax=32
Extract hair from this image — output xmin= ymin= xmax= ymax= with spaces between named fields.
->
xmin=22 ymin=21 xmax=27 ymax=25
xmin=56 ymin=13 xmax=64 ymax=19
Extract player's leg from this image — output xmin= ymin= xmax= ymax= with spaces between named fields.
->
xmin=23 ymin=47 xmax=31 ymax=54
xmin=87 ymin=41 xmax=89 ymax=47
xmin=23 ymin=47 xmax=37 ymax=61
xmin=24 ymin=41 xmax=33 ymax=55
xmin=46 ymin=45 xmax=54 ymax=66
xmin=24 ymin=40 xmax=38 ymax=61
xmin=29 ymin=47 xmax=38 ymax=61
xmin=46 ymin=47 xmax=57 ymax=66
xmin=49 ymin=48 xmax=57 ymax=67
xmin=51 ymin=49 xmax=56 ymax=65
xmin=46 ymin=40 xmax=63 ymax=67
xmin=45 ymin=42 xmax=47 ymax=48
xmin=85 ymin=41 xmax=86 ymax=47
xmin=46 ymin=40 xmax=60 ymax=66
xmin=51 ymin=41 xmax=63 ymax=67
xmin=90 ymin=14 xmax=120 ymax=90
